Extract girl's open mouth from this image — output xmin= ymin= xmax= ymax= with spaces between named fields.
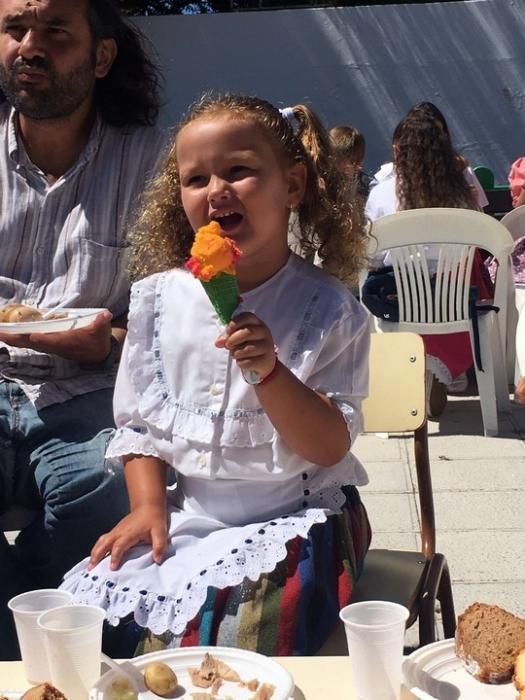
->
xmin=212 ymin=212 xmax=243 ymax=233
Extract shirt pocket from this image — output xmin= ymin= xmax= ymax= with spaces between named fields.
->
xmin=78 ymin=238 xmax=129 ymax=313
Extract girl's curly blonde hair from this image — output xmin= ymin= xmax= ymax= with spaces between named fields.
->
xmin=129 ymin=93 xmax=367 ymax=286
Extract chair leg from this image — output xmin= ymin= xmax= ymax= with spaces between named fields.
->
xmin=492 ymin=325 xmax=512 ymax=413
xmin=437 ymin=560 xmax=456 ymax=639
xmin=418 ymin=554 xmax=447 ymax=647
xmin=418 ymin=594 xmax=437 ymax=647
xmin=471 ymin=315 xmax=501 ymax=436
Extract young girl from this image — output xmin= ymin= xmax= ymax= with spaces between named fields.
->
xmin=61 ymin=94 xmax=371 ymax=656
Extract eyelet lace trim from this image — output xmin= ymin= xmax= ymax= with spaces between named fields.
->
xmin=62 ymin=506 xmax=331 ymax=636
xmin=106 ymin=428 xmax=161 ymax=461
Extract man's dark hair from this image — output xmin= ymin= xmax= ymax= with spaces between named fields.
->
xmin=87 ymin=0 xmax=162 ymax=127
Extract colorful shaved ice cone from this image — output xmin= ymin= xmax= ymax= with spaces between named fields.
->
xmin=185 ymin=221 xmax=242 ymax=325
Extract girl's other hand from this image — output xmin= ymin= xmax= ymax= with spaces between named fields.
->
xmin=88 ymin=504 xmax=168 ymax=571
xmin=215 ymin=312 xmax=276 ymax=378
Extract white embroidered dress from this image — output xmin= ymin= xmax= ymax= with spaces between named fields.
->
xmin=61 ymin=253 xmax=370 ymax=635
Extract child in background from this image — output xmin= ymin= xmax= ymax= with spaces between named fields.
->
xmin=61 ymin=94 xmax=371 ymax=656
xmin=329 ymin=125 xmax=374 ymax=202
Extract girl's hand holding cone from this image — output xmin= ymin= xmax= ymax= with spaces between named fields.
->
xmin=215 ymin=312 xmax=278 ymax=382
xmin=187 ymin=223 xmax=277 ymax=384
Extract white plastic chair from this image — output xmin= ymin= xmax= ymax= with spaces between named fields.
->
xmin=501 ymin=205 xmax=525 ymax=383
xmin=500 ymin=205 xmax=525 ymax=240
xmin=365 ymin=208 xmax=514 ymax=437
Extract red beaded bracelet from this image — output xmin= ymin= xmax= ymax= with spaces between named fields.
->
xmin=258 ymin=355 xmax=280 ymax=385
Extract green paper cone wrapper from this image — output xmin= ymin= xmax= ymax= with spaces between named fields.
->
xmin=201 ymin=271 xmax=240 ymax=325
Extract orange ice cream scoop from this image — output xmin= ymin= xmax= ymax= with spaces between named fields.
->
xmin=185 ymin=221 xmax=241 ymax=281
xmin=186 ymin=221 xmax=242 ymax=325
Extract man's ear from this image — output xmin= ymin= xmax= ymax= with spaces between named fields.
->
xmin=286 ymin=162 xmax=307 ymax=209
xmin=94 ymin=38 xmax=118 ymax=79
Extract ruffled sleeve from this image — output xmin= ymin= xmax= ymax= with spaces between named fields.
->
xmin=307 ymin=304 xmax=370 ymax=445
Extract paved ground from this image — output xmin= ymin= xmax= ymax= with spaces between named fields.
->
xmin=354 ymin=379 xmax=525 ymax=646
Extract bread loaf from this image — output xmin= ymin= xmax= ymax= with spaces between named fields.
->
xmin=456 ymin=603 xmax=525 ymax=683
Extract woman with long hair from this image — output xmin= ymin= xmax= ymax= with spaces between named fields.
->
xmin=365 ymin=106 xmax=492 ymax=417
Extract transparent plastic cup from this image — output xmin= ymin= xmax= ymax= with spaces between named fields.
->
xmin=7 ymin=588 xmax=74 ymax=684
xmin=37 ymin=604 xmax=106 ymax=699
xmin=339 ymin=600 xmax=409 ymax=700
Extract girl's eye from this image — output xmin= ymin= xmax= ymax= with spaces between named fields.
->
xmin=230 ymin=165 xmax=252 ymax=177
xmin=186 ymin=175 xmax=206 ymax=186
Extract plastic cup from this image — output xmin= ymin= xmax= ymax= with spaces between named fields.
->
xmin=37 ymin=604 xmax=105 ymax=699
xmin=339 ymin=600 xmax=409 ymax=700
xmin=8 ymin=588 xmax=74 ymax=684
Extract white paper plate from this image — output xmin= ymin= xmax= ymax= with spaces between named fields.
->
xmin=402 ymin=639 xmax=516 ymax=699
xmin=0 ymin=308 xmax=105 ymax=334
xmin=90 ymin=646 xmax=295 ymax=700
xmin=0 ymin=693 xmax=22 ymax=699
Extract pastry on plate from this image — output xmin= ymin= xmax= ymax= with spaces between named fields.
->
xmin=515 ymin=647 xmax=525 ymax=698
xmin=19 ymin=683 xmax=68 ymax=700
xmin=456 ymin=602 xmax=525 ymax=683
xmin=0 ymin=303 xmax=43 ymax=323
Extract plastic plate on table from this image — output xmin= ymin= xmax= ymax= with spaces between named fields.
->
xmin=0 ymin=308 xmax=106 ymax=334
xmin=90 ymin=646 xmax=295 ymax=700
xmin=403 ymin=639 xmax=516 ymax=699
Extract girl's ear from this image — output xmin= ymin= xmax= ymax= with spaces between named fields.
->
xmin=286 ymin=162 xmax=307 ymax=209
xmin=94 ymin=38 xmax=118 ymax=79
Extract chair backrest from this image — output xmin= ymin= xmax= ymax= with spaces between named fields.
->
xmin=473 ymin=167 xmax=512 ymax=219
xmin=368 ymin=208 xmax=514 ymax=330
xmin=362 ymin=332 xmax=425 ymax=434
xmin=500 ymin=205 xmax=525 ymax=241
xmin=362 ymin=332 xmax=435 ymax=557
xmin=473 ymin=165 xmax=495 ymax=190
xmin=484 ymin=188 xmax=513 ymax=220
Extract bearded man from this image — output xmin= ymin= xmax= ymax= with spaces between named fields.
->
xmin=0 ymin=0 xmax=167 ymax=658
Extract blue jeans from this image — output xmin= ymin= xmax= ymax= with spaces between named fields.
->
xmin=0 ymin=381 xmax=129 ymax=658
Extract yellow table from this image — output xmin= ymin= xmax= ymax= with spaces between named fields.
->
xmin=0 ymin=658 xmax=417 ymax=698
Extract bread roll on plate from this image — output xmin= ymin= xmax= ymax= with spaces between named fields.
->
xmin=0 ymin=303 xmax=43 ymax=323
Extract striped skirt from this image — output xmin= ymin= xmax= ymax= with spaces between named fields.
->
xmin=118 ymin=485 xmax=371 ymax=657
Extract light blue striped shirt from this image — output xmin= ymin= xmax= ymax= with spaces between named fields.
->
xmin=0 ymin=104 xmax=168 ymax=407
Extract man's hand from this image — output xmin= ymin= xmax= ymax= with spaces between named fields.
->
xmin=88 ymin=504 xmax=168 ymax=571
xmin=0 ymin=310 xmax=113 ymax=364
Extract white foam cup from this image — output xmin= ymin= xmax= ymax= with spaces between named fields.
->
xmin=339 ymin=600 xmax=409 ymax=700
xmin=37 ymin=604 xmax=106 ymax=699
xmin=8 ymin=588 xmax=74 ymax=684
